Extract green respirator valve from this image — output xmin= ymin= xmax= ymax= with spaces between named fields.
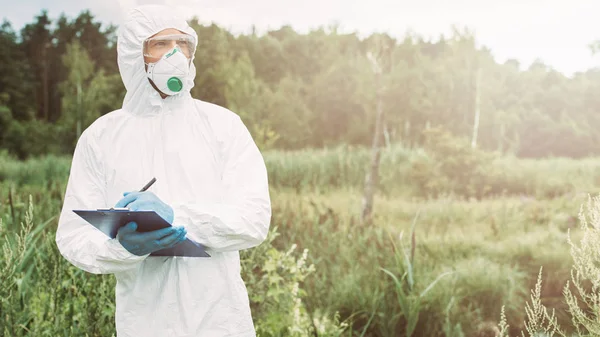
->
xmin=167 ymin=77 xmax=183 ymax=92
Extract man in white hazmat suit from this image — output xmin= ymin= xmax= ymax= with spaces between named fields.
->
xmin=55 ymin=4 xmax=271 ymax=337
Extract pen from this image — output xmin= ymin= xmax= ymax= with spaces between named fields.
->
xmin=140 ymin=177 xmax=157 ymax=192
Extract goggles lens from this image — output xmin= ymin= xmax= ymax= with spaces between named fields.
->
xmin=143 ymin=34 xmax=196 ymax=59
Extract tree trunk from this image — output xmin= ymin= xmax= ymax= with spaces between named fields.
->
xmin=498 ymin=122 xmax=505 ymax=154
xmin=471 ymin=67 xmax=481 ymax=148
xmin=361 ymin=73 xmax=384 ymax=224
xmin=42 ymin=43 xmax=49 ymax=122
xmin=383 ymin=123 xmax=391 ymax=148
xmin=404 ymin=119 xmax=411 ymax=148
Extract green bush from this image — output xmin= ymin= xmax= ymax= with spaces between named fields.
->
xmin=0 ymin=143 xmax=593 ymax=199
xmin=2 ymin=146 xmax=598 ymax=336
xmin=406 ymin=127 xmax=573 ymax=199
xmin=0 ymin=192 xmax=348 ymax=336
xmin=496 ymin=194 xmax=600 ymax=336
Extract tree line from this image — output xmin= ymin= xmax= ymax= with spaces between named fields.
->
xmin=1 ymin=9 xmax=599 ymax=159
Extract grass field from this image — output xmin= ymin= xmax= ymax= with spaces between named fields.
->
xmin=1 ymin=145 xmax=599 ymax=336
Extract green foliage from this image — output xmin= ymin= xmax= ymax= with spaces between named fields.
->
xmin=0 ymin=105 xmax=62 ymax=159
xmin=0 ymin=21 xmax=35 ymax=121
xmin=0 ymin=154 xmax=70 ymax=186
xmin=0 ymin=194 xmax=118 ymax=337
xmin=0 ymin=170 xmax=347 ymax=336
xmin=495 ymin=270 xmax=567 ymax=337
xmin=380 ymin=217 xmax=453 ymax=336
xmin=4 ymin=147 xmax=600 ymax=336
xmin=407 ymin=127 xmax=500 ymax=199
xmin=268 ymin=179 xmax=593 ymax=336
xmin=560 ymin=195 xmax=600 ymax=335
xmin=2 ymin=10 xmax=600 ymax=159
xmin=493 ymin=194 xmax=600 ymax=337
xmin=220 ymin=51 xmax=280 ymax=150
xmin=242 ymin=228 xmax=349 ymax=336
xmin=58 ymin=40 xmax=120 ymax=148
xmin=407 ymin=127 xmax=573 ymax=199
xmin=3 ymin=143 xmax=597 ymax=200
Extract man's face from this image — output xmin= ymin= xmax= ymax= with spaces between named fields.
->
xmin=143 ymin=28 xmax=194 ymax=64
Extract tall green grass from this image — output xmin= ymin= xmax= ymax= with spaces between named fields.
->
xmin=1 ymin=148 xmax=598 ymax=336
xmin=0 ymin=152 xmax=351 ymax=336
xmin=4 ymin=145 xmax=600 ymax=198
xmin=271 ymin=190 xmax=584 ymax=336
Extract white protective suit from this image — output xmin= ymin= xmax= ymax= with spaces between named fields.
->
xmin=55 ymin=4 xmax=271 ymax=337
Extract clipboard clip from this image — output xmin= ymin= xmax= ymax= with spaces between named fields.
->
xmin=96 ymin=207 xmax=130 ymax=211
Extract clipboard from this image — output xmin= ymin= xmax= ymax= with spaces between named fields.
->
xmin=73 ymin=208 xmax=210 ymax=257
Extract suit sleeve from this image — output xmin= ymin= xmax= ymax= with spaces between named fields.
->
xmin=55 ymin=129 xmax=148 ymax=274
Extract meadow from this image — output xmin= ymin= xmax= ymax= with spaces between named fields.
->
xmin=4 ymin=7 xmax=600 ymax=336
xmin=1 ymin=141 xmax=600 ymax=337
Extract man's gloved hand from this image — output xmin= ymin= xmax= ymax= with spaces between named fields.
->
xmin=115 ymin=191 xmax=175 ymax=224
xmin=117 ymin=222 xmax=187 ymax=256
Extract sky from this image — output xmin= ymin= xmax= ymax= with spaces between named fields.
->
xmin=2 ymin=0 xmax=599 ymax=77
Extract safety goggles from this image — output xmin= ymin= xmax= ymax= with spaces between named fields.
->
xmin=143 ymin=33 xmax=196 ymax=60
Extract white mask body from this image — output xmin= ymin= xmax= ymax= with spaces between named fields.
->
xmin=146 ymin=46 xmax=192 ymax=96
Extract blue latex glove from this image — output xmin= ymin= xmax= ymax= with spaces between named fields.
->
xmin=114 ymin=191 xmax=175 ymax=224
xmin=117 ymin=222 xmax=187 ymax=256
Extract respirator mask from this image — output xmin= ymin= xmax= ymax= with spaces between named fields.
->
xmin=143 ymin=33 xmax=196 ymax=96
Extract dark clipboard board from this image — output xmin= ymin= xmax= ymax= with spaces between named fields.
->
xmin=73 ymin=208 xmax=210 ymax=257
